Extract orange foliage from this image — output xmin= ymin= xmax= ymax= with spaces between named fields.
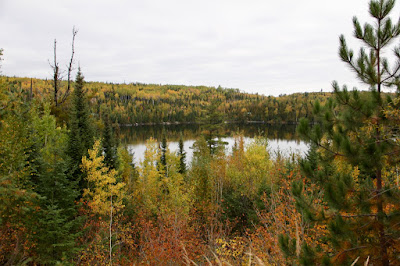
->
xmin=249 ymin=161 xmax=328 ymax=264
xmin=134 ymin=211 xmax=206 ymax=265
xmin=0 ymin=223 xmax=34 ymax=265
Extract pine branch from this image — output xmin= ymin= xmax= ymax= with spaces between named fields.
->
xmin=333 ymin=88 xmax=370 ymax=118
xmin=381 ymin=62 xmax=400 ymax=84
xmin=367 ymin=187 xmax=396 ymax=201
xmin=330 ymin=246 xmax=367 ymax=258
xmin=338 ymin=213 xmax=377 ymax=218
xmin=308 ymin=138 xmax=346 ymax=158
xmin=339 ymin=37 xmax=377 ymax=85
xmin=383 ymin=148 xmax=400 ymax=156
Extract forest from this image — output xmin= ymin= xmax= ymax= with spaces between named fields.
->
xmin=2 ymin=76 xmax=331 ymax=125
xmin=1 ymin=0 xmax=400 ymax=265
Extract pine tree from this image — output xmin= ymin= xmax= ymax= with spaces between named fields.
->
xmin=66 ymin=68 xmax=94 ymax=192
xmin=293 ymin=0 xmax=400 ymax=264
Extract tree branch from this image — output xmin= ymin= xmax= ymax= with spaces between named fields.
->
xmin=60 ymin=26 xmax=78 ymax=105
xmin=331 ymin=246 xmax=367 ymax=258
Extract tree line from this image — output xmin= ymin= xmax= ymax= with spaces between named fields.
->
xmin=2 ymin=75 xmax=332 ymax=125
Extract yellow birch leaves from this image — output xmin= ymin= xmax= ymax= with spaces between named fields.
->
xmin=81 ymin=140 xmax=125 ymax=215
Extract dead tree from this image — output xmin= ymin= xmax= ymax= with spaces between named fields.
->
xmin=63 ymin=26 xmax=78 ymax=104
xmin=49 ymin=26 xmax=78 ymax=107
xmin=0 ymin=48 xmax=4 ymax=74
xmin=50 ymin=39 xmax=61 ymax=106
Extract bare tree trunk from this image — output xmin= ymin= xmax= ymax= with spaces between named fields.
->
xmin=376 ymin=168 xmax=389 ymax=266
xmin=376 ymin=19 xmax=389 ymax=265
xmin=29 ymin=78 xmax=33 ymax=101
xmin=49 ymin=27 xmax=78 ymax=107
xmin=110 ymin=194 xmax=113 ymax=266
xmin=61 ymin=26 xmax=78 ymax=105
xmin=51 ymin=39 xmax=59 ymax=107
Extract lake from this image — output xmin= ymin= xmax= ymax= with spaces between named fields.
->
xmin=119 ymin=124 xmax=309 ymax=164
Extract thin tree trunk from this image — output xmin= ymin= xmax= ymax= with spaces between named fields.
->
xmin=53 ymin=39 xmax=59 ymax=107
xmin=110 ymin=194 xmax=113 ymax=266
xmin=376 ymin=17 xmax=389 ymax=265
xmin=376 ymin=168 xmax=389 ymax=266
xmin=61 ymin=27 xmax=78 ymax=105
xmin=29 ymin=78 xmax=33 ymax=100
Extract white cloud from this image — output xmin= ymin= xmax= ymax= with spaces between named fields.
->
xmin=1 ymin=0 xmax=396 ymax=96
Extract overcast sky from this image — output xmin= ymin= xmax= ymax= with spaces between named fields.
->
xmin=1 ymin=0 xmax=399 ymax=96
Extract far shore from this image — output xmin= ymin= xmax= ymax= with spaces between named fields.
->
xmin=119 ymin=120 xmax=302 ymax=127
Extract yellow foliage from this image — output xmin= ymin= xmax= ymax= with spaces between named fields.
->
xmin=162 ymin=151 xmax=194 ymax=217
xmin=117 ymin=146 xmax=137 ymax=194
xmin=135 ymin=137 xmax=162 ymax=214
xmin=333 ymin=155 xmax=361 ymax=189
xmin=227 ymin=136 xmax=272 ymax=197
xmin=215 ymin=237 xmax=247 ymax=265
xmin=81 ymin=140 xmax=125 ymax=216
xmin=135 ymin=138 xmax=194 ymax=218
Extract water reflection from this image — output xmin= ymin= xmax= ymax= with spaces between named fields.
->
xmin=119 ymin=124 xmax=308 ymax=164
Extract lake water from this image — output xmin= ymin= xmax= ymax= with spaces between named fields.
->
xmin=119 ymin=124 xmax=309 ymax=164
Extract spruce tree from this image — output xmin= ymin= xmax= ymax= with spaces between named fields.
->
xmin=160 ymin=129 xmax=167 ymax=170
xmin=30 ymin=103 xmax=81 ymax=264
xmin=292 ymin=0 xmax=400 ymax=264
xmin=178 ymin=132 xmax=186 ymax=175
xmin=66 ymin=68 xmax=94 ymax=192
xmin=201 ymin=99 xmax=226 ymax=154
xmin=33 ymin=159 xmax=80 ymax=264
xmin=0 ymin=85 xmax=38 ymax=264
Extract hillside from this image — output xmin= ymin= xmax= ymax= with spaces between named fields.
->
xmin=2 ymin=76 xmax=331 ymax=124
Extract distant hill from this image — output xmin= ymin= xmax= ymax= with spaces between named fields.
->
xmin=1 ymin=76 xmax=332 ymax=124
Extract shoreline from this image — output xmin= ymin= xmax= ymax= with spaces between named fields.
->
xmin=120 ymin=120 xmax=300 ymax=127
